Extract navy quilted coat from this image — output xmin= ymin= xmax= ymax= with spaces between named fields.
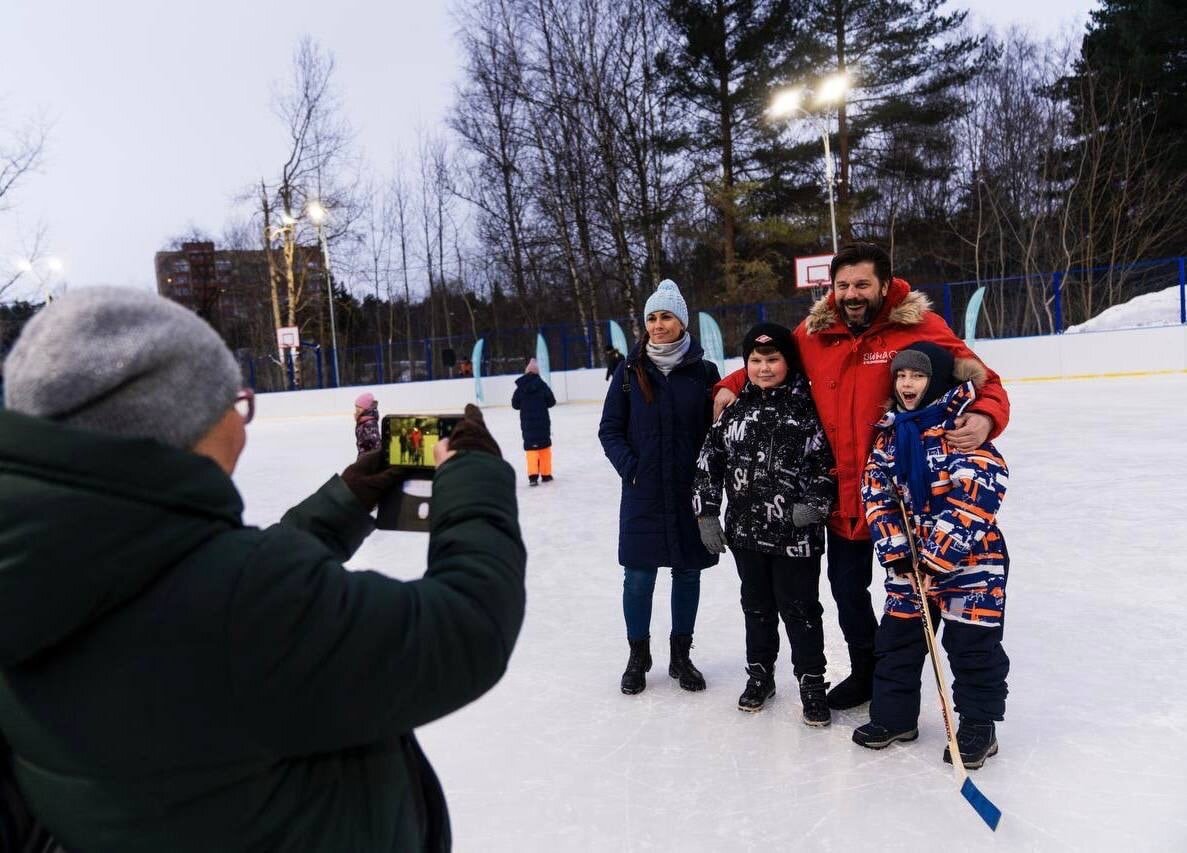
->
xmin=511 ymin=373 xmax=556 ymax=450
xmin=598 ymin=338 xmax=721 ymax=570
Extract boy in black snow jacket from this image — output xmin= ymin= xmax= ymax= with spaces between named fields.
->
xmin=693 ymin=323 xmax=835 ymax=725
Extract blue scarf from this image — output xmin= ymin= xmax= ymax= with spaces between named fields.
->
xmin=892 ymin=402 xmax=948 ymax=512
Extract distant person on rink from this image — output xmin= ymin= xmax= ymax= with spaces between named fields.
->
xmin=353 ymin=391 xmax=381 ymax=456
xmin=511 ymin=357 xmax=557 ymax=486
xmin=0 ymin=287 xmax=524 ymax=853
xmin=604 ymin=344 xmax=624 ymax=381
xmin=853 ymin=342 xmax=1009 ymax=770
xmin=713 ymin=243 xmax=1010 ymax=711
xmin=599 ymin=279 xmax=720 ymax=696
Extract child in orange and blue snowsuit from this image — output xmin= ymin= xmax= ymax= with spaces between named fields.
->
xmin=852 ymin=341 xmax=1009 ymax=770
xmin=511 ymin=358 xmax=556 ymax=486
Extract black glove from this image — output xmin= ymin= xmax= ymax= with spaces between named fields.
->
xmin=341 ymin=450 xmax=403 ymax=511
xmin=446 ymin=404 xmax=502 ymax=458
xmin=791 ymin=503 xmax=825 ymax=528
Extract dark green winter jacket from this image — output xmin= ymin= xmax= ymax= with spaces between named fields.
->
xmin=0 ymin=410 xmax=526 ymax=852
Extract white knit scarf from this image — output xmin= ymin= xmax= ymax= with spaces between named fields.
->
xmin=646 ymin=333 xmax=691 ymax=376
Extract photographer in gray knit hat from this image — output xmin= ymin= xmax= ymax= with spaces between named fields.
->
xmin=0 ymin=287 xmax=525 ymax=852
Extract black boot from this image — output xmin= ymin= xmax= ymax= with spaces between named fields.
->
xmin=852 ymin=721 xmax=919 ymax=749
xmin=737 ymin=663 xmax=775 ymax=712
xmin=541 ymin=474 xmax=554 ymax=482
xmin=529 ymin=474 xmax=540 ymax=487
xmin=827 ymin=645 xmax=875 ymax=710
xmin=620 ymin=637 xmax=652 ymax=695
xmin=668 ymin=634 xmax=706 ymax=691
xmin=799 ymin=673 xmax=831 ymax=727
xmin=943 ymin=718 xmax=998 ymax=769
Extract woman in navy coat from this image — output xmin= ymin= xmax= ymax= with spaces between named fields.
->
xmin=599 ymin=279 xmax=720 ymax=696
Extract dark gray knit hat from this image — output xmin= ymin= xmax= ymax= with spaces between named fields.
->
xmin=3 ymin=286 xmax=243 ymax=449
xmin=890 ymin=348 xmax=933 ymax=376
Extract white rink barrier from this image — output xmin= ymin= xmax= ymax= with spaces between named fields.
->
xmin=254 ymin=324 xmax=1186 ymax=420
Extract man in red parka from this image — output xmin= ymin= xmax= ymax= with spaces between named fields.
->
xmin=713 ymin=243 xmax=1010 ymax=709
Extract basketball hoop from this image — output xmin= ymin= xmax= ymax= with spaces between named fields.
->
xmin=276 ymin=326 xmax=300 ymax=351
xmin=794 ymin=254 xmax=834 ymax=291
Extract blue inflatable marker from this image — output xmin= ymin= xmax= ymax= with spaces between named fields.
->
xmin=471 ymin=338 xmax=485 ymax=403
xmin=964 ymin=285 xmax=987 ymax=344
xmin=535 ymin=332 xmax=551 ymax=386
xmin=608 ymin=319 xmax=629 ymax=359
xmin=698 ymin=311 xmax=725 ymax=377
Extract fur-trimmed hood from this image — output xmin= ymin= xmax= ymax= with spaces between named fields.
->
xmin=805 ymin=277 xmax=930 ymax=335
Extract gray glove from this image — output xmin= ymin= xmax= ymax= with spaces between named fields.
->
xmin=792 ymin=503 xmax=826 ymax=528
xmin=698 ymin=515 xmax=728 ymax=554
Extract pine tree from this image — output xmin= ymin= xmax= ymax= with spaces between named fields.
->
xmin=799 ymin=0 xmax=984 ymax=243
xmin=659 ymin=0 xmax=813 ymax=297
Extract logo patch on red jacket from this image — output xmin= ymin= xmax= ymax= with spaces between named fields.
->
xmin=863 ymin=350 xmax=895 ymax=366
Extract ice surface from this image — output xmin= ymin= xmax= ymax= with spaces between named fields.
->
xmin=234 ymin=374 xmax=1187 ymax=850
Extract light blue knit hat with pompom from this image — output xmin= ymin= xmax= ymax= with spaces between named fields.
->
xmin=643 ymin=279 xmax=688 ymax=328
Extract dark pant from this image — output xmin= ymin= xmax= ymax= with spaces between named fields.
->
xmin=623 ymin=566 xmax=701 ymax=641
xmin=733 ymin=549 xmax=826 ymax=679
xmin=870 ymin=605 xmax=1011 ymax=731
xmin=826 ymin=530 xmax=878 ymax=650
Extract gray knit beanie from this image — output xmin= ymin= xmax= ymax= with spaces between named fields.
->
xmin=3 ymin=286 xmax=243 ymax=449
xmin=643 ymin=279 xmax=689 ymax=327
xmin=890 ymin=348 xmax=933 ymax=376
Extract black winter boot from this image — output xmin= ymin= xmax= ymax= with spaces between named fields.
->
xmin=827 ymin=645 xmax=875 ymax=710
xmin=943 ymin=718 xmax=998 ymax=769
xmin=737 ymin=663 xmax=775 ymax=712
xmin=852 ymin=722 xmax=919 ymax=749
xmin=620 ymin=637 xmax=652 ymax=695
xmin=669 ymin=634 xmax=706 ymax=691
xmin=799 ymin=673 xmax=831 ymax=727
xmin=529 ymin=474 xmax=540 ymax=487
xmin=542 ymin=474 xmax=554 ymax=482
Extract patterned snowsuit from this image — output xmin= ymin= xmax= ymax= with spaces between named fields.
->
xmin=861 ymin=375 xmax=1011 ymax=727
xmin=354 ymin=404 xmax=380 ymax=456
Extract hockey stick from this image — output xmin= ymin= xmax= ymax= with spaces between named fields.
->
xmin=897 ymin=495 xmax=1002 ymax=831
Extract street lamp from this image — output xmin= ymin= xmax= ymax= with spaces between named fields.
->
xmin=305 ymin=200 xmax=341 ymax=387
xmin=768 ymin=72 xmax=851 ymax=254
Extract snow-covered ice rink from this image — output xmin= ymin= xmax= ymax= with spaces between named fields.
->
xmin=236 ymin=373 xmax=1187 ymax=851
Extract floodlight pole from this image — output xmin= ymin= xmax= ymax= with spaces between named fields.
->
xmin=821 ymin=122 xmax=839 ymax=254
xmin=315 ymin=222 xmax=341 ymax=387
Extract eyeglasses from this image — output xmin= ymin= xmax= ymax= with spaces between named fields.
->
xmin=234 ymin=388 xmax=255 ymax=425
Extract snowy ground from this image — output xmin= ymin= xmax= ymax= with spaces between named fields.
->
xmin=235 ymin=373 xmax=1187 ymax=851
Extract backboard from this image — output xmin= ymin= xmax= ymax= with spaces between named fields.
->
xmin=794 ymin=254 xmax=834 ymax=289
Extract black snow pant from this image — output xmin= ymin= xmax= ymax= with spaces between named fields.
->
xmin=826 ymin=530 xmax=879 ymax=652
xmin=869 ymin=600 xmax=1010 ymax=731
xmin=734 ymin=548 xmax=826 ymax=679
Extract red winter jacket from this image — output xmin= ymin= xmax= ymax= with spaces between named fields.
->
xmin=717 ymin=278 xmax=1010 ymax=541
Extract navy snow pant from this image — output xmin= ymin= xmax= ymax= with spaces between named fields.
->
xmin=734 ymin=549 xmax=826 ymax=679
xmin=869 ymin=601 xmax=1010 ymax=730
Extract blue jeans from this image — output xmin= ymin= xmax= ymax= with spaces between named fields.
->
xmin=623 ymin=566 xmax=701 ymax=641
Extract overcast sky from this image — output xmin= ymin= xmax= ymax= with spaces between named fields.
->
xmin=2 ymin=0 xmax=1099 ymax=299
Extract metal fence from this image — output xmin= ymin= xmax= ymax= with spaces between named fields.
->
xmin=3 ymin=256 xmax=1185 ymax=395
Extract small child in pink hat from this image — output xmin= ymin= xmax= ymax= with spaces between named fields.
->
xmin=353 ymin=392 xmax=380 ymax=457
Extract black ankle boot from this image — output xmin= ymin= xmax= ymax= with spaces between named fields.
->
xmin=826 ymin=645 xmax=875 ymax=710
xmin=737 ymin=663 xmax=775 ymax=712
xmin=944 ymin=718 xmax=998 ymax=769
xmin=668 ymin=634 xmax=706 ymax=691
xmin=621 ymin=637 xmax=652 ymax=695
xmin=799 ymin=673 xmax=831 ymax=726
